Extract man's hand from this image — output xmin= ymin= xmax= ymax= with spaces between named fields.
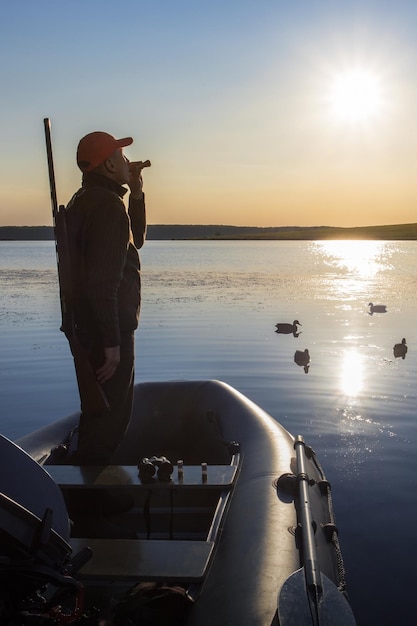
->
xmin=128 ymin=161 xmax=146 ymax=199
xmin=96 ymin=345 xmax=120 ymax=384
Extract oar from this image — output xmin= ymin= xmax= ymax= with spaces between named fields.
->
xmin=278 ymin=436 xmax=356 ymax=625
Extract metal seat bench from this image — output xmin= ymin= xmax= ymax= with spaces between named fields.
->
xmin=46 ymin=463 xmax=237 ymax=490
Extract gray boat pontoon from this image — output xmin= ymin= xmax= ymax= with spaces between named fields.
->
xmin=0 ymin=379 xmax=356 ymax=625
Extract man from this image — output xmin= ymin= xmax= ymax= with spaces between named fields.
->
xmin=65 ymin=131 xmax=148 ymax=464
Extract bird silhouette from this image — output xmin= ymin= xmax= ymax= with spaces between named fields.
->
xmin=294 ymin=349 xmax=310 ymax=373
xmin=393 ymin=338 xmax=408 ymax=360
xmin=368 ymin=302 xmax=387 ymax=315
xmin=275 ymin=320 xmax=301 ymax=336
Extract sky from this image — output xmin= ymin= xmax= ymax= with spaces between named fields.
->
xmin=1 ymin=0 xmax=417 ymax=228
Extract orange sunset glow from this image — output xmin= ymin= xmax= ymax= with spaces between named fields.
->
xmin=0 ymin=3 xmax=416 ymax=229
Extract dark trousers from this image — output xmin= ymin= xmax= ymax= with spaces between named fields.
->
xmin=76 ymin=331 xmax=135 ymax=463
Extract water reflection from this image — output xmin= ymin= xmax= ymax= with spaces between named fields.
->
xmin=340 ymin=349 xmax=364 ymax=397
xmin=294 ymin=349 xmax=310 ymax=373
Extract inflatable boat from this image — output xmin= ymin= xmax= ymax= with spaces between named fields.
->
xmin=1 ymin=380 xmax=356 ymax=625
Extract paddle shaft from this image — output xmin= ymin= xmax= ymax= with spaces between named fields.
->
xmin=295 ymin=435 xmax=322 ymax=625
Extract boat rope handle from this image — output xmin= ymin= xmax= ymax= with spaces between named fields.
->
xmin=49 ymin=582 xmax=84 ymax=624
xmin=308 ymin=444 xmax=349 ymax=594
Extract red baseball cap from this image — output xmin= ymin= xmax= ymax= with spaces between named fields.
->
xmin=76 ymin=131 xmax=133 ymax=172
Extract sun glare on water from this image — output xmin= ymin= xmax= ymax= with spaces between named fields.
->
xmin=340 ymin=349 xmax=364 ymax=397
xmin=315 ymin=240 xmax=388 ymax=279
xmin=327 ymin=68 xmax=385 ymax=124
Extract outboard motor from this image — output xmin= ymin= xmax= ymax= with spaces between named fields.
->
xmin=0 ymin=435 xmax=87 ymax=624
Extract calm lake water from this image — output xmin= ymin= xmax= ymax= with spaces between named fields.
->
xmin=1 ymin=239 xmax=417 ymax=625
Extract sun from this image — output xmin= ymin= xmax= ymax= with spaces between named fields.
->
xmin=327 ymin=68 xmax=384 ymax=124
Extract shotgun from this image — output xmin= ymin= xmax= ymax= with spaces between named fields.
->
xmin=43 ymin=118 xmax=110 ymax=413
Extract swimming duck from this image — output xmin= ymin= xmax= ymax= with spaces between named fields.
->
xmin=294 ymin=349 xmax=310 ymax=373
xmin=275 ymin=320 xmax=301 ymax=336
xmin=368 ymin=302 xmax=387 ymax=315
xmin=393 ymin=338 xmax=408 ymax=359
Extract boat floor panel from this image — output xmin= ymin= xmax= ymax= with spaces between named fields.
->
xmin=71 ymin=538 xmax=214 ymax=583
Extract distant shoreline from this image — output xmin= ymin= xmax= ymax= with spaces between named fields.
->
xmin=1 ymin=223 xmax=417 ymax=241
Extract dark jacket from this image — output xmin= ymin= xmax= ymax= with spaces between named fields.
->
xmin=65 ymin=172 xmax=146 ymax=347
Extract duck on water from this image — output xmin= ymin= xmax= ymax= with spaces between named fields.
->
xmin=393 ymin=338 xmax=408 ymax=359
xmin=368 ymin=302 xmax=387 ymax=315
xmin=275 ymin=320 xmax=302 ymax=336
xmin=0 ymin=380 xmax=356 ymax=625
